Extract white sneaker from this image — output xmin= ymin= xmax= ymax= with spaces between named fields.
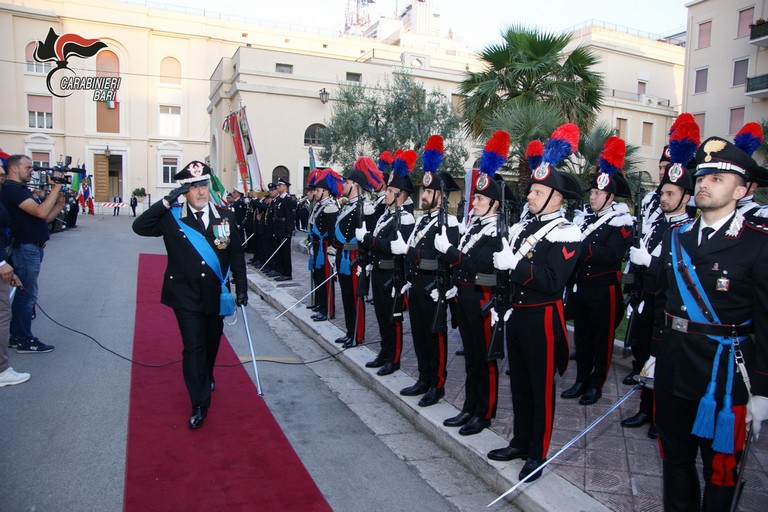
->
xmin=0 ymin=367 xmax=31 ymax=387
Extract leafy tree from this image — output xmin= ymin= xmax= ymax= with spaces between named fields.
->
xmin=459 ymin=25 xmax=605 ymax=140
xmin=319 ymin=73 xmax=468 ymax=180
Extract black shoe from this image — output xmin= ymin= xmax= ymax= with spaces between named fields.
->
xmin=376 ymin=362 xmax=399 ymax=376
xmin=366 ymin=356 xmax=388 ymax=369
xmin=519 ymin=458 xmax=546 ymax=482
xmin=459 ymin=417 xmax=490 ymax=436
xmin=188 ymin=406 xmax=207 ymax=429
xmin=418 ymin=387 xmax=445 ymax=407
xmin=274 ymin=276 xmax=292 ymax=282
xmin=579 ymin=387 xmax=602 ymax=405
xmin=306 ymin=303 xmax=318 ymax=309
xmin=443 ymin=412 xmax=472 ymax=427
xmin=334 ymin=336 xmax=350 ymax=344
xmin=647 ymin=425 xmax=659 ymax=440
xmin=312 ymin=314 xmax=328 ymax=322
xmin=487 ymin=444 xmax=529 ymax=462
xmin=455 ymin=348 xmax=465 ymax=356
xmin=505 ymin=368 xmax=511 ymax=376
xmin=400 ymin=381 xmax=429 ymax=396
xmin=561 ymin=382 xmax=587 ymax=399
xmin=623 ymin=370 xmax=639 ymax=386
xmin=310 ymin=313 xmax=323 ymax=320
xmin=342 ymin=339 xmax=358 ymax=349
xmin=265 ymin=271 xmax=280 ymax=277
xmin=621 ymin=411 xmax=651 ymax=428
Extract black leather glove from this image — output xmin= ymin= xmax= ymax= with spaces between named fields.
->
xmin=235 ymin=291 xmax=248 ymax=307
xmin=164 ymin=184 xmax=190 ymax=205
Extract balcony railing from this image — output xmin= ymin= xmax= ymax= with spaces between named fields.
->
xmin=746 ymin=74 xmax=768 ymax=98
xmin=750 ymin=22 xmax=768 ymax=46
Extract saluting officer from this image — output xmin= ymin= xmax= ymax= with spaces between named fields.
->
xmin=332 ymin=158 xmax=383 ymax=348
xmin=562 ymin=136 xmax=634 ymax=406
xmin=434 ymin=130 xmax=511 ymax=437
xmin=390 ymin=136 xmax=460 ymax=406
xmin=651 ymin=135 xmax=768 ymax=511
xmin=621 ymin=119 xmax=699 ymax=439
xmin=357 ymin=150 xmax=416 ymax=376
xmin=487 ymin=124 xmax=583 ymax=483
xmin=307 ymin=169 xmax=342 ymax=322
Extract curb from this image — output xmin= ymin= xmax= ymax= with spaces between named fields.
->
xmin=247 ymin=270 xmax=612 ymax=512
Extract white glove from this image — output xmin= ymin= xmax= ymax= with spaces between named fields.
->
xmin=400 ymin=281 xmax=411 ymax=295
xmin=747 ymin=395 xmax=768 ymax=440
xmin=434 ymin=226 xmax=451 ymax=254
xmin=493 ymin=238 xmax=521 ymax=271
xmin=327 ymin=246 xmax=337 ymax=258
xmin=490 ymin=307 xmax=512 ymax=326
xmin=390 ymin=233 xmax=408 ymax=255
xmin=366 ymin=263 xmax=373 ymax=274
xmin=356 ymin=264 xmax=362 ymax=276
xmin=629 ymin=246 xmax=652 ymax=267
xmin=638 ymin=355 xmax=656 ymax=388
xmin=355 ymin=226 xmax=368 ymax=242
xmin=445 ymin=286 xmax=457 ymax=300
xmin=430 ymin=288 xmax=440 ymax=302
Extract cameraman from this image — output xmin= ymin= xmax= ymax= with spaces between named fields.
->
xmin=0 ymin=155 xmax=65 ymax=353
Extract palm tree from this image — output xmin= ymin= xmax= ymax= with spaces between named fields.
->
xmin=460 ymin=25 xmax=605 ymax=140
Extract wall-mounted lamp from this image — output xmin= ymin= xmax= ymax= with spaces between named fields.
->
xmin=319 ymin=88 xmax=330 ymax=104
xmin=104 ymin=145 xmax=111 ymax=158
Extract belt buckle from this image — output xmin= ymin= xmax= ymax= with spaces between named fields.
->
xmin=671 ymin=316 xmax=689 ymax=333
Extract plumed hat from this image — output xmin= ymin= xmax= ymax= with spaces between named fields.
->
xmin=589 ymin=136 xmax=631 ymax=198
xmin=658 ymin=120 xmax=700 ymax=194
xmin=529 ymin=123 xmax=583 ymax=200
xmin=313 ymin=168 xmax=344 ymax=198
xmin=346 ymin=157 xmax=385 ymax=191
xmin=389 ymin=149 xmax=417 ymax=194
xmin=475 ymin=130 xmax=513 ymax=201
xmin=174 ymin=160 xmax=212 ymax=185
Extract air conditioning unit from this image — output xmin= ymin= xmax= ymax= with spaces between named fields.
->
xmin=640 ymin=94 xmax=658 ymax=106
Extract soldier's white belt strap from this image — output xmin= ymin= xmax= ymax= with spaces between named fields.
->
xmin=513 ymin=218 xmax=566 ymax=258
xmin=579 ymin=211 xmax=619 ymax=240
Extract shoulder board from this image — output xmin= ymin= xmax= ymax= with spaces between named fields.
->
xmin=545 ymin=223 xmax=582 ymax=243
xmin=447 ymin=215 xmax=459 ymax=228
xmin=400 ymin=212 xmax=415 ymax=226
xmin=670 ymin=218 xmax=695 ymax=230
xmin=745 ymin=221 xmax=768 ymax=235
xmin=753 ymin=206 xmax=768 ymax=218
xmin=363 ymin=204 xmax=375 ymax=215
xmin=608 ymin=213 xmax=634 ymax=228
xmin=215 ymin=205 xmax=231 ymax=214
xmin=324 ymin=203 xmax=339 ymax=214
xmin=573 ymin=214 xmax=588 ymax=227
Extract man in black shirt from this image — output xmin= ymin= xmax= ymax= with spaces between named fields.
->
xmin=1 ymin=155 xmax=65 ymax=353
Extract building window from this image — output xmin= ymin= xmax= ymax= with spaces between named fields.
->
xmin=733 ymin=59 xmax=749 ymax=86
xmin=272 ymin=165 xmax=290 ymax=183
xmin=275 ymin=63 xmax=293 ymax=74
xmin=31 ymin=151 xmax=50 ymax=168
xmin=698 ymin=21 xmax=711 ymax=49
xmin=694 ymin=68 xmax=708 ymax=94
xmin=162 ymin=157 xmax=178 ymax=184
xmin=637 ymin=81 xmax=647 ymax=96
xmin=304 ymin=123 xmax=324 ymax=145
xmin=96 ymin=50 xmax=120 ymax=133
xmin=159 ymin=105 xmax=181 ymax=137
xmin=642 ymin=122 xmax=653 ymax=146
xmin=738 ymin=7 xmax=754 ymax=38
xmin=451 ymin=94 xmax=465 ymax=115
xmin=160 ymin=57 xmax=181 ymax=85
xmin=25 ymin=42 xmax=51 ymax=74
xmin=693 ymin=113 xmax=706 ymax=134
xmin=729 ymin=107 xmax=745 ymax=135
xmin=346 ymin=72 xmax=362 ymax=82
xmin=27 ymin=95 xmax=53 ymax=129
xmin=616 ymin=118 xmax=628 ymax=140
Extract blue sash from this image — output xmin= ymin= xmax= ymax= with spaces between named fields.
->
xmin=671 ymin=223 xmax=750 ymax=453
xmin=172 ymin=207 xmax=235 ymax=317
xmin=334 ymin=224 xmax=356 ymax=275
xmin=311 ymin=223 xmax=327 ymax=270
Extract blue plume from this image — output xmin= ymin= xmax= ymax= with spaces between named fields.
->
xmin=422 ymin=149 xmax=443 ymax=174
xmin=542 ymin=138 xmax=573 ymax=168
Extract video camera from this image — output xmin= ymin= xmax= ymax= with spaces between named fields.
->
xmin=32 ymin=156 xmax=84 ymax=187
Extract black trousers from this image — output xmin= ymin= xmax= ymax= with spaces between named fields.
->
xmin=408 ymin=274 xmax=447 ymax=388
xmin=371 ymin=268 xmax=403 ymax=364
xmin=275 ymin=235 xmax=292 ymax=277
xmin=655 ymin=386 xmax=747 ymax=512
xmin=454 ymin=284 xmax=498 ymax=420
xmin=629 ymin=293 xmax=655 ymax=415
xmin=312 ymin=254 xmax=335 ymax=318
xmin=173 ymin=308 xmax=224 ymax=410
xmin=337 ymin=256 xmax=365 ymax=342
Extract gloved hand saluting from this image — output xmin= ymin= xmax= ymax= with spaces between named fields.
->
xmin=434 ymin=226 xmax=450 ymax=254
xmin=493 ymin=238 xmax=520 ymax=270
xmin=390 ymin=233 xmax=408 ymax=255
xmin=164 ymin=184 xmax=190 ymax=205
xmin=235 ymin=291 xmax=248 ymax=307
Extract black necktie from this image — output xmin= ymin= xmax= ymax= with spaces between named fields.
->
xmin=194 ymin=211 xmax=205 ymax=230
xmin=699 ymin=226 xmax=714 ymax=247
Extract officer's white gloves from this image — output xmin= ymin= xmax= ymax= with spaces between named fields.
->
xmin=747 ymin=395 xmax=768 ymax=440
xmin=392 ymin=281 xmax=411 ymax=298
xmin=490 ymin=307 xmax=512 ymax=326
xmin=429 ymin=285 xmax=458 ymax=303
xmin=355 ymin=225 xmax=368 ymax=243
xmin=493 ymin=238 xmax=521 ymax=271
xmin=434 ymin=226 xmax=450 ymax=254
xmin=629 ymin=246 xmax=652 ymax=268
xmin=390 ymin=233 xmax=408 ymax=255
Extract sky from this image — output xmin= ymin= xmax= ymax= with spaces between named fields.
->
xmin=138 ymin=0 xmax=689 ymax=51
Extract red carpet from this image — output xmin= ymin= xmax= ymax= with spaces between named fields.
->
xmin=124 ymin=254 xmax=331 ymax=512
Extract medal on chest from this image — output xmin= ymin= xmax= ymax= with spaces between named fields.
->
xmin=214 ymin=219 xmax=230 ymax=249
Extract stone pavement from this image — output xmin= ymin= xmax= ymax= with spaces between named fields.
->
xmin=248 ymin=233 xmax=768 ymax=512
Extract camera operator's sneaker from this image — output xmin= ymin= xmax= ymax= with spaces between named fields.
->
xmin=8 ymin=338 xmax=18 ymax=348
xmin=15 ymin=338 xmax=54 ymax=354
xmin=0 ymin=367 xmax=31 ymax=387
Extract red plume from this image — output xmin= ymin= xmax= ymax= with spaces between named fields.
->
xmin=551 ymin=123 xmax=580 ymax=152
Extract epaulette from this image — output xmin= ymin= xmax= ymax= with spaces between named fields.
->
xmin=745 ymin=221 xmax=768 ymax=235
xmin=753 ymin=206 xmax=768 ymax=218
xmin=447 ymin=215 xmax=460 ymax=228
xmin=457 ymin=220 xmax=468 ymax=234
xmin=323 ymin=203 xmax=339 ymax=214
xmin=608 ymin=212 xmax=634 ymax=228
xmin=363 ymin=203 xmax=375 ymax=215
xmin=400 ymin=212 xmax=415 ymax=226
xmin=573 ymin=214 xmax=588 ymax=227
xmin=545 ymin=223 xmax=582 ymax=243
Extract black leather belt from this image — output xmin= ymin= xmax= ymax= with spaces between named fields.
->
xmin=665 ymin=313 xmax=751 ymax=337
xmin=17 ymin=241 xmax=46 ymax=248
